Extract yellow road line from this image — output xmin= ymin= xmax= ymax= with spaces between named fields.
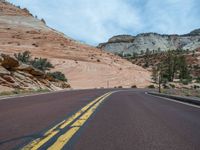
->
xmin=47 ymin=127 xmax=79 ymax=150
xmin=22 ymin=92 xmax=112 ymax=150
xmin=23 ymin=131 xmax=59 ymax=150
xmin=48 ymin=92 xmax=113 ymax=150
xmin=45 ymin=120 xmax=65 ymax=135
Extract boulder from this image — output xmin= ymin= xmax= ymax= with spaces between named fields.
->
xmin=0 ymin=66 xmax=10 ymax=76
xmin=1 ymin=54 xmax=19 ymax=70
xmin=54 ymin=81 xmax=71 ymax=89
xmin=44 ymin=74 xmax=56 ymax=81
xmin=17 ymin=64 xmax=44 ymax=77
xmin=0 ymin=55 xmax=3 ymax=62
xmin=31 ymin=68 xmax=44 ymax=77
xmin=39 ymin=79 xmax=49 ymax=85
xmin=2 ymin=75 xmax=15 ymax=83
xmin=13 ymin=71 xmax=27 ymax=80
xmin=17 ymin=64 xmax=33 ymax=72
xmin=15 ymin=71 xmax=33 ymax=78
xmin=0 ymin=76 xmax=9 ymax=84
xmin=61 ymin=82 xmax=71 ymax=88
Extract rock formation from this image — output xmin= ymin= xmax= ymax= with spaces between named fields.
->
xmin=0 ymin=1 xmax=151 ymax=89
xmin=98 ymin=30 xmax=200 ymax=54
xmin=0 ymin=53 xmax=70 ymax=92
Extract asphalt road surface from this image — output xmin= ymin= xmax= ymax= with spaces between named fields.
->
xmin=0 ymin=89 xmax=200 ymax=150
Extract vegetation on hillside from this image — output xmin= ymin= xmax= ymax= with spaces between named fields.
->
xmin=116 ymin=48 xmax=200 ymax=92
xmin=15 ymin=50 xmax=53 ymax=71
xmin=151 ymin=52 xmax=193 ymax=92
xmin=15 ymin=51 xmax=68 ymax=82
xmin=47 ymin=71 xmax=67 ymax=82
xmin=14 ymin=50 xmax=31 ymax=64
xmin=31 ymin=58 xmax=54 ymax=71
xmin=152 ymin=52 xmax=191 ymax=83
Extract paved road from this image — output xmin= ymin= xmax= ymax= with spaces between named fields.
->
xmin=0 ymin=89 xmax=200 ymax=150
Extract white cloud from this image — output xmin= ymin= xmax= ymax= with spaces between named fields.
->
xmin=7 ymin=0 xmax=200 ymax=45
xmin=53 ymin=0 xmax=142 ymax=44
xmin=141 ymin=0 xmax=199 ymax=34
xmin=8 ymin=0 xmax=142 ymax=45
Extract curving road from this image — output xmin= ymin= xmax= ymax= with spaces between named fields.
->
xmin=0 ymin=89 xmax=200 ymax=150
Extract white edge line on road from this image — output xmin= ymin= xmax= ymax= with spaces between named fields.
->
xmin=0 ymin=88 xmax=133 ymax=102
xmin=0 ymin=89 xmax=72 ymax=101
xmin=146 ymin=92 xmax=200 ymax=109
xmin=0 ymin=88 xmax=122 ymax=102
xmin=0 ymin=88 xmax=141 ymax=102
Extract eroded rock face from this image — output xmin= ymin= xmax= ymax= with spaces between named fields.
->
xmin=0 ymin=53 xmax=70 ymax=92
xmin=1 ymin=54 xmax=19 ymax=70
xmin=0 ymin=66 xmax=10 ymax=75
xmin=98 ymin=30 xmax=200 ymax=54
xmin=2 ymin=75 xmax=15 ymax=83
xmin=18 ymin=64 xmax=44 ymax=76
xmin=108 ymin=35 xmax=135 ymax=43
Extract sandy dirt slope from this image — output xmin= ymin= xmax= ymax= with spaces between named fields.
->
xmin=0 ymin=1 xmax=151 ymax=89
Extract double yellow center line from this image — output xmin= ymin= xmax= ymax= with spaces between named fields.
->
xmin=22 ymin=91 xmax=114 ymax=150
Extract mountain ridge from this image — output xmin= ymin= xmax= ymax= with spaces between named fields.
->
xmin=0 ymin=0 xmax=151 ymax=89
xmin=98 ymin=29 xmax=200 ymax=54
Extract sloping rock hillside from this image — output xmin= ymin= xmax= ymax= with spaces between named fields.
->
xmin=0 ymin=1 xmax=151 ymax=89
xmin=0 ymin=53 xmax=70 ymax=92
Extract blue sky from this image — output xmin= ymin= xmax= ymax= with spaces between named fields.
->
xmin=8 ymin=0 xmax=200 ymax=45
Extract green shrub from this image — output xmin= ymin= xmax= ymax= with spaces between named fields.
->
xmin=181 ymin=79 xmax=192 ymax=85
xmin=31 ymin=58 xmax=53 ymax=71
xmin=131 ymin=85 xmax=137 ymax=88
xmin=14 ymin=51 xmax=68 ymax=84
xmin=47 ymin=71 xmax=67 ymax=81
xmin=163 ymin=84 xmax=170 ymax=89
xmin=169 ymin=84 xmax=175 ymax=88
xmin=13 ymin=89 xmax=20 ymax=94
xmin=34 ymin=88 xmax=50 ymax=93
xmin=196 ymin=77 xmax=200 ymax=83
xmin=14 ymin=51 xmax=31 ymax=64
xmin=147 ymin=85 xmax=155 ymax=89
xmin=0 ymin=91 xmax=13 ymax=96
xmin=14 ymin=51 xmax=53 ymax=72
xmin=194 ymin=85 xmax=200 ymax=89
xmin=118 ymin=86 xmax=123 ymax=88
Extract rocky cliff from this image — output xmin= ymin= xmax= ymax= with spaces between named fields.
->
xmin=98 ymin=29 xmax=200 ymax=54
xmin=0 ymin=53 xmax=70 ymax=92
xmin=0 ymin=1 xmax=151 ymax=89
